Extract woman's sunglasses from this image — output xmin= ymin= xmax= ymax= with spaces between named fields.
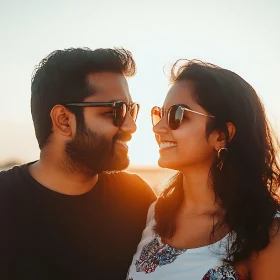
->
xmin=65 ymin=101 xmax=140 ymax=127
xmin=151 ymin=104 xmax=215 ymax=130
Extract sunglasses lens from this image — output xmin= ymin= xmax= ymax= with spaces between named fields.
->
xmin=151 ymin=106 xmax=161 ymax=126
xmin=114 ymin=102 xmax=127 ymax=126
xmin=168 ymin=105 xmax=183 ymax=130
xmin=130 ymin=103 xmax=139 ymax=122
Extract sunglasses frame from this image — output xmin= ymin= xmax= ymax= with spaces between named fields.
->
xmin=151 ymin=104 xmax=215 ymax=130
xmin=65 ymin=100 xmax=140 ymax=127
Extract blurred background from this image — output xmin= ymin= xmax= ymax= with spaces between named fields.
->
xmin=1 ymin=0 xmax=279 ymax=193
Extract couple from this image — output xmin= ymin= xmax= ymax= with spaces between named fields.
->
xmin=0 ymin=47 xmax=279 ymax=280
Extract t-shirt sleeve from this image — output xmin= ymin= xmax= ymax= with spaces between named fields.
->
xmin=124 ymin=172 xmax=157 ymax=205
xmin=102 ymin=171 xmax=157 ymax=209
xmin=146 ymin=200 xmax=157 ymax=225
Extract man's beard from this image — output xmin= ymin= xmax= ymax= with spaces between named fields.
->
xmin=65 ymin=124 xmax=130 ymax=175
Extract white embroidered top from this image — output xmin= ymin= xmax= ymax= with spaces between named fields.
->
xmin=127 ymin=202 xmax=247 ymax=280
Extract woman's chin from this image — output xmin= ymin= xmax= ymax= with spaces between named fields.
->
xmin=158 ymin=157 xmax=178 ymax=170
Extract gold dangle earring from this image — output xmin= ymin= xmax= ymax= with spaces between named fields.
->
xmin=217 ymin=147 xmax=228 ymax=170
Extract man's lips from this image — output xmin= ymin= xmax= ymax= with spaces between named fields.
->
xmin=115 ymin=134 xmax=132 ymax=143
xmin=114 ymin=134 xmax=132 ymax=150
xmin=115 ymin=140 xmax=129 ymax=149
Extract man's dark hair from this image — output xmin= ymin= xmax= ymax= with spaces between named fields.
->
xmin=31 ymin=47 xmax=136 ymax=149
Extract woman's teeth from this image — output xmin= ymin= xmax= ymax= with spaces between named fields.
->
xmin=159 ymin=142 xmax=177 ymax=149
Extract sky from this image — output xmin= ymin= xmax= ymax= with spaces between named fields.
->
xmin=0 ymin=0 xmax=280 ymax=166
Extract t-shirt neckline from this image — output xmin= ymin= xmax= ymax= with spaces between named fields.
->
xmin=19 ymin=161 xmax=102 ymax=199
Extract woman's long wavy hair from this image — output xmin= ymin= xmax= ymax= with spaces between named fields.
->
xmin=154 ymin=60 xmax=280 ymax=264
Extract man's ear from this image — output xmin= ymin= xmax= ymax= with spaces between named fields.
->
xmin=216 ymin=122 xmax=236 ymax=149
xmin=50 ymin=105 xmax=75 ymax=137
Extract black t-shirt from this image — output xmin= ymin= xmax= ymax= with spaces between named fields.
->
xmin=0 ymin=163 xmax=156 ymax=280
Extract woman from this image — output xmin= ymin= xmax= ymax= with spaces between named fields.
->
xmin=127 ymin=60 xmax=280 ymax=279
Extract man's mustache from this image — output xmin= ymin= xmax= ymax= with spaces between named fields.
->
xmin=114 ymin=133 xmax=132 ymax=143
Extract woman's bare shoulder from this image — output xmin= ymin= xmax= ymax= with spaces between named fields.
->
xmin=248 ymin=218 xmax=280 ymax=280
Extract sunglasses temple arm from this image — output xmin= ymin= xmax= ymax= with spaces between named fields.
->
xmin=181 ymin=107 xmax=214 ymax=118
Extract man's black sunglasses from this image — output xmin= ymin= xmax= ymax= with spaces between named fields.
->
xmin=65 ymin=101 xmax=140 ymax=127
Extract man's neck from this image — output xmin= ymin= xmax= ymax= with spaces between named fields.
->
xmin=28 ymin=159 xmax=98 ymax=195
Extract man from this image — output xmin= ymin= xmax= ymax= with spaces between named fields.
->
xmin=0 ymin=48 xmax=156 ymax=279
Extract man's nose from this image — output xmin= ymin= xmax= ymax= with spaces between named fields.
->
xmin=120 ymin=113 xmax=137 ymax=134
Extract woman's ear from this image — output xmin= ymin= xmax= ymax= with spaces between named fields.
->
xmin=215 ymin=122 xmax=236 ymax=150
xmin=226 ymin=122 xmax=236 ymax=143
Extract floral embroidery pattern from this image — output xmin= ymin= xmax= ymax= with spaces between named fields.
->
xmin=135 ymin=234 xmax=186 ymax=273
xmin=202 ymin=265 xmax=245 ymax=280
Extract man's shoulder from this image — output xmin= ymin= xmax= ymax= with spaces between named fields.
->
xmin=0 ymin=165 xmax=24 ymax=192
xmin=0 ymin=165 xmax=18 ymax=183
xmin=102 ymin=170 xmax=149 ymax=187
xmin=101 ymin=171 xmax=156 ymax=201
